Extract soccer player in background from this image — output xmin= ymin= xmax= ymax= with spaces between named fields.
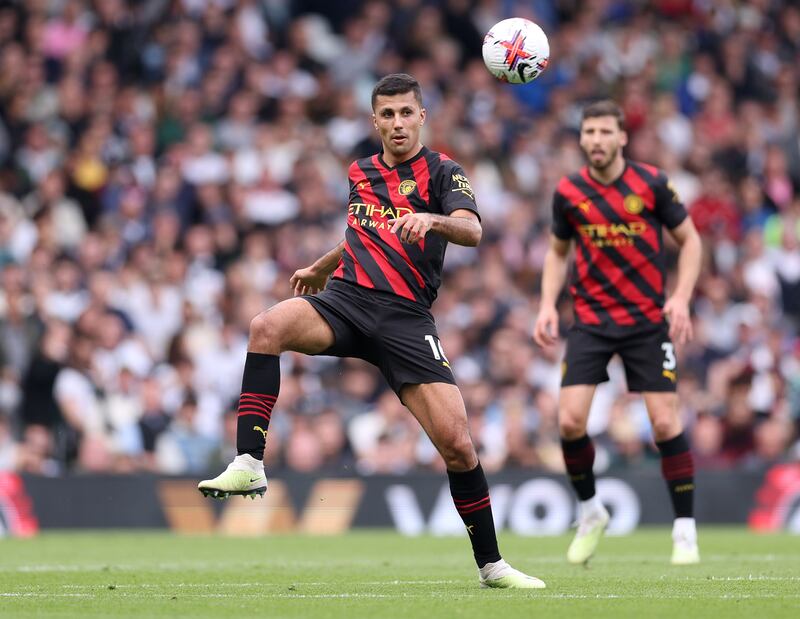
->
xmin=533 ymin=100 xmax=703 ymax=566
xmin=199 ymin=74 xmax=544 ymax=589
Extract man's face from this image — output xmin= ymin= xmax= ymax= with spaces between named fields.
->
xmin=579 ymin=116 xmax=627 ymax=170
xmin=373 ymin=92 xmax=425 ymax=160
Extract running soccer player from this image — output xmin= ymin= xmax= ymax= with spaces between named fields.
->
xmin=199 ymin=74 xmax=544 ymax=589
xmin=533 ymin=100 xmax=702 ymax=566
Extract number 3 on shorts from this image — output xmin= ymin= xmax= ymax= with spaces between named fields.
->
xmin=661 ymin=342 xmax=676 ymax=370
xmin=424 ymin=335 xmax=449 ymax=363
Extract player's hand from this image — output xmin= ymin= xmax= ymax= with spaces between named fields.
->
xmin=289 ymin=266 xmax=328 ymax=296
xmin=388 ymin=213 xmax=433 ymax=244
xmin=663 ymin=295 xmax=693 ymax=345
xmin=533 ymin=304 xmax=560 ymax=347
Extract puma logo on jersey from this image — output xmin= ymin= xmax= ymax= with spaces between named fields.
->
xmin=253 ymin=425 xmax=269 ymax=440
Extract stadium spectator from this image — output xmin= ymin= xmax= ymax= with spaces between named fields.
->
xmin=348 ymin=387 xmax=419 ymax=475
xmin=156 ymin=394 xmax=219 ymax=474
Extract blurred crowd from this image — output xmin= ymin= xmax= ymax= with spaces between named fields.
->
xmin=0 ymin=0 xmax=798 ymax=477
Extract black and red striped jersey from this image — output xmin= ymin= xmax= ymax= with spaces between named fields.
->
xmin=332 ymin=146 xmax=479 ymax=307
xmin=551 ymin=160 xmax=688 ymax=334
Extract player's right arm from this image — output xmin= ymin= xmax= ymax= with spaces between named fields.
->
xmin=534 ymin=187 xmax=574 ymax=346
xmin=533 ymin=234 xmax=571 ymax=347
xmin=290 ymin=240 xmax=344 ymax=296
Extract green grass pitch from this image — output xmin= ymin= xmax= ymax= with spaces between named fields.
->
xmin=0 ymin=528 xmax=798 ymax=618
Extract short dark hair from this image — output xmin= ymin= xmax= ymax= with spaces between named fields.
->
xmin=371 ymin=73 xmax=422 ymax=109
xmin=581 ymin=99 xmax=625 ymax=130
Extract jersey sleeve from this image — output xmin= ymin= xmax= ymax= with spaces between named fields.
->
xmin=551 ymin=190 xmax=573 ymax=239
xmin=438 ymin=161 xmax=480 ymax=219
xmin=653 ymin=171 xmax=688 ymax=229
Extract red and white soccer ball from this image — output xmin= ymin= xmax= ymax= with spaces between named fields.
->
xmin=482 ymin=17 xmax=550 ymax=84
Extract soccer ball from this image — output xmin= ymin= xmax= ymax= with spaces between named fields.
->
xmin=482 ymin=18 xmax=550 ymax=84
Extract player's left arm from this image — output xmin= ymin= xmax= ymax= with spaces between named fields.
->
xmin=664 ymin=217 xmax=702 ymax=346
xmin=654 ymin=171 xmax=702 ymax=345
xmin=388 ymin=209 xmax=482 ymax=246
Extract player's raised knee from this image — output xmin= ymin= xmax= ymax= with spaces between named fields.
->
xmin=248 ymin=310 xmax=282 ymax=352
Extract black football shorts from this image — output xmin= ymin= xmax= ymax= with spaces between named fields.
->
xmin=302 ymin=279 xmax=456 ymax=395
xmin=561 ymin=325 xmax=678 ymax=392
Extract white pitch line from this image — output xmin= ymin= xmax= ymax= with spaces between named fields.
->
xmin=59 ymin=580 xmax=460 ymax=589
xmin=266 ymin=593 xmax=396 ymax=599
xmin=5 ymin=559 xmax=433 ymax=572
xmin=4 ymin=591 xmax=800 ymax=601
xmin=55 ymin=575 xmax=800 ymax=591
xmin=694 ymin=576 xmax=800 ymax=581
xmin=3 ymin=554 xmax=793 ymax=573
xmin=0 ymin=593 xmax=94 ymax=598
xmin=541 ymin=594 xmax=800 ymax=600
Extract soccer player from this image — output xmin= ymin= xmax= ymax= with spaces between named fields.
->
xmin=533 ymin=100 xmax=702 ymax=566
xmin=199 ymin=74 xmax=544 ymax=589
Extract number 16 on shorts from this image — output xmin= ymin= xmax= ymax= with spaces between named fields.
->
xmin=425 ymin=335 xmax=450 ymax=368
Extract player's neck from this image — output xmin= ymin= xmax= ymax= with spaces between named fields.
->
xmin=382 ymin=142 xmax=423 ymax=168
xmin=588 ymin=156 xmax=626 ymax=185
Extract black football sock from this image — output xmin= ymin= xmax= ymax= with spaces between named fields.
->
xmin=448 ymin=463 xmax=501 ymax=568
xmin=236 ymin=352 xmax=280 ymax=461
xmin=561 ymin=434 xmax=596 ymax=501
xmin=656 ymin=432 xmax=695 ymax=518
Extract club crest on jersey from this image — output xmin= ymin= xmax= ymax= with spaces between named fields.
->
xmin=624 ymin=194 xmax=644 ymax=215
xmin=398 ymin=179 xmax=417 ymax=196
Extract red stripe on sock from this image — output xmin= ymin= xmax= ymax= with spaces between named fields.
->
xmin=238 ymin=401 xmax=269 ymax=408
xmin=239 ymin=396 xmax=270 ymax=406
xmin=238 ymin=406 xmax=271 ymax=417
xmin=661 ymin=452 xmax=694 ymax=481
xmin=457 ymin=499 xmax=491 ymax=515
xmin=238 ymin=395 xmax=276 ymax=412
xmin=453 ymin=495 xmax=490 ymax=508
xmin=563 ymin=444 xmax=595 ymax=472
xmin=240 ymin=393 xmax=277 ymax=402
xmin=238 ymin=405 xmax=272 ymax=415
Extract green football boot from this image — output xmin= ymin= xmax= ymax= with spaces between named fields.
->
xmin=671 ymin=541 xmax=700 ymax=565
xmin=198 ymin=456 xmax=267 ymax=499
xmin=479 ymin=560 xmax=546 ymax=589
xmin=567 ymin=504 xmax=610 ymax=565
xmin=671 ymin=519 xmax=700 ymax=565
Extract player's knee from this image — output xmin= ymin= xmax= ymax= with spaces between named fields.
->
xmin=248 ymin=311 xmax=282 ymax=350
xmin=440 ymin=434 xmax=477 ymax=471
xmin=651 ymin=414 xmax=679 ymax=441
xmin=559 ymin=413 xmax=587 ymax=440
